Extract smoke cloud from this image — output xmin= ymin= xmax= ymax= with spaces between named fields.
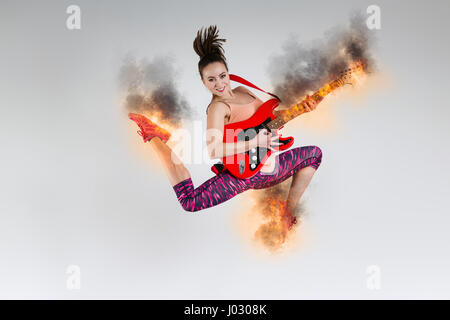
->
xmin=252 ymin=180 xmax=306 ymax=251
xmin=119 ymin=54 xmax=193 ymax=126
xmin=267 ymin=13 xmax=376 ymax=106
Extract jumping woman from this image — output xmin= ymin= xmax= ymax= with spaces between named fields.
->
xmin=128 ymin=25 xmax=322 ymax=232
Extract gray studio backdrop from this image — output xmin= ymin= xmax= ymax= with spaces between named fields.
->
xmin=1 ymin=0 xmax=449 ymax=299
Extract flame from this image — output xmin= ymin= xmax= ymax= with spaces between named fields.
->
xmin=253 ymin=197 xmax=296 ymax=249
xmin=145 ymin=111 xmax=177 ymax=134
xmin=233 ymin=180 xmax=303 ymax=253
xmin=275 ymin=60 xmax=370 ymax=131
xmin=123 ymin=89 xmax=183 ymax=132
xmin=345 ymin=60 xmax=368 ymax=87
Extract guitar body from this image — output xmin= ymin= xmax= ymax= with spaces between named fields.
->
xmin=211 ymin=98 xmax=294 ymax=179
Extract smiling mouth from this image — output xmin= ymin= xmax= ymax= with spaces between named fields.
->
xmin=216 ymin=87 xmax=225 ymax=92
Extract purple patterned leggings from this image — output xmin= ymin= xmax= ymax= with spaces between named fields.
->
xmin=172 ymin=146 xmax=322 ymax=212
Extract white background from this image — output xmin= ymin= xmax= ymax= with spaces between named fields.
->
xmin=1 ymin=0 xmax=449 ymax=298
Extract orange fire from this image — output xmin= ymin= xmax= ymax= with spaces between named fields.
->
xmin=233 ymin=179 xmax=302 ymax=253
xmin=254 ymin=197 xmax=296 ymax=249
xmin=139 ymin=109 xmax=178 ymax=133
xmin=340 ymin=60 xmax=367 ymax=87
xmin=278 ymin=60 xmax=368 ymax=124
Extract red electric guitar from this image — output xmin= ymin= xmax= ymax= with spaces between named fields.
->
xmin=211 ymin=62 xmax=364 ymax=179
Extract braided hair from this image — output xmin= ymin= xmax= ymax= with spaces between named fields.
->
xmin=193 ymin=25 xmax=229 ymax=78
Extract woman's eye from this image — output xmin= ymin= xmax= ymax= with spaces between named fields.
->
xmin=221 ymin=75 xmax=225 ymax=78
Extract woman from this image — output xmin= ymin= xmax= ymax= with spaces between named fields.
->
xmin=128 ymin=25 xmax=322 ymax=231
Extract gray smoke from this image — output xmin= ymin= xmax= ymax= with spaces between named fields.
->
xmin=119 ymin=54 xmax=193 ymax=126
xmin=267 ymin=13 xmax=376 ymax=106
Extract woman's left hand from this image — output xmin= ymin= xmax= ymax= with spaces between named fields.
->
xmin=302 ymin=95 xmax=319 ymax=112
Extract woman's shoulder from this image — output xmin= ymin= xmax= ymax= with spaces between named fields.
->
xmin=206 ymin=99 xmax=231 ymax=116
xmin=234 ymin=85 xmax=256 ymax=98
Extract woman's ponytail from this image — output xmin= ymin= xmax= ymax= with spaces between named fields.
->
xmin=193 ymin=25 xmax=228 ymax=78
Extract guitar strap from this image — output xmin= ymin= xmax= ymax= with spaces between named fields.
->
xmin=229 ymin=74 xmax=281 ymax=102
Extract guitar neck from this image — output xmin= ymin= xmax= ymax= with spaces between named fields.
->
xmin=267 ymin=77 xmax=346 ymax=130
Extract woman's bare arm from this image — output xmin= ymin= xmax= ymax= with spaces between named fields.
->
xmin=206 ymin=101 xmax=258 ymax=160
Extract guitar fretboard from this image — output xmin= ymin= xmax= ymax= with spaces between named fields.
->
xmin=267 ymin=77 xmax=346 ymax=130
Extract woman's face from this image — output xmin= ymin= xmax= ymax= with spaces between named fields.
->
xmin=201 ymin=61 xmax=231 ymax=97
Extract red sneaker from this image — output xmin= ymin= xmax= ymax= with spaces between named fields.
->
xmin=128 ymin=113 xmax=171 ymax=143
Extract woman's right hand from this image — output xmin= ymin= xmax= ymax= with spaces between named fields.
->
xmin=254 ymin=129 xmax=282 ymax=151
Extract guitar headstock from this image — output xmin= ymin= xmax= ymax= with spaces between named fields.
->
xmin=338 ymin=61 xmax=366 ymax=85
